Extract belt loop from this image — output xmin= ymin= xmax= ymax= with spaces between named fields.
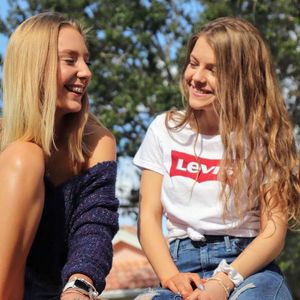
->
xmin=224 ymin=236 xmax=231 ymax=252
xmin=172 ymin=239 xmax=180 ymax=261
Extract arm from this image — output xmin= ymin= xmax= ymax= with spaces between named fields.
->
xmin=61 ymin=126 xmax=118 ymax=299
xmin=139 ymin=169 xmax=202 ymax=299
xmin=189 ymin=194 xmax=287 ymax=300
xmin=0 ymin=142 xmax=45 ymax=300
xmin=85 ymin=126 xmax=117 ymax=167
xmin=230 ymin=195 xmax=287 ymax=276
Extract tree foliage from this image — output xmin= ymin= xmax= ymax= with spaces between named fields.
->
xmin=1 ymin=0 xmax=300 ymax=297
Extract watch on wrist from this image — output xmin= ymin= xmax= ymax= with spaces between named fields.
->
xmin=213 ymin=259 xmax=244 ymax=287
xmin=63 ymin=277 xmax=101 ymax=299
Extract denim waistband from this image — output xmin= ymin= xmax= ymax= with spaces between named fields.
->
xmin=169 ymin=236 xmax=255 ymax=272
xmin=170 ymin=235 xmax=254 ymax=249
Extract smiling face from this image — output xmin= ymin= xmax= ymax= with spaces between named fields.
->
xmin=56 ymin=26 xmax=92 ymax=117
xmin=184 ymin=35 xmax=216 ymax=112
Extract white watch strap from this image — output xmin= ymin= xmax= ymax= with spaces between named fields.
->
xmin=63 ymin=280 xmax=81 ymax=292
xmin=63 ymin=277 xmax=101 ymax=299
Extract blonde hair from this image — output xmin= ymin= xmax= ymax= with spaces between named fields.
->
xmin=169 ymin=17 xmax=300 ymax=227
xmin=2 ymin=12 xmax=97 ymax=173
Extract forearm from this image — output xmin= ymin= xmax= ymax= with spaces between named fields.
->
xmin=62 ymin=161 xmax=118 ymax=291
xmin=139 ymin=214 xmax=179 ymax=283
xmin=187 ymin=217 xmax=287 ymax=300
xmin=231 ymin=216 xmax=286 ymax=279
xmin=63 ymin=222 xmax=117 ymax=292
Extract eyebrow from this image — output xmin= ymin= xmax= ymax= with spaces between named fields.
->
xmin=190 ymin=54 xmax=215 ymax=66
xmin=58 ymin=49 xmax=90 ymax=58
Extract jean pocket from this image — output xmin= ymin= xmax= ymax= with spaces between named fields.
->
xmin=170 ymin=239 xmax=180 ymax=262
xmin=231 ymin=237 xmax=253 ymax=252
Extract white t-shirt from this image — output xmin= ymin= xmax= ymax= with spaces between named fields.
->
xmin=133 ymin=112 xmax=260 ymax=242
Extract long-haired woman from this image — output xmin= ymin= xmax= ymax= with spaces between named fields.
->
xmin=0 ymin=12 xmax=118 ymax=300
xmin=134 ymin=17 xmax=299 ymax=300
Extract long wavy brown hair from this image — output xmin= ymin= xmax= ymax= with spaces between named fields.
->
xmin=168 ymin=17 xmax=300 ymax=227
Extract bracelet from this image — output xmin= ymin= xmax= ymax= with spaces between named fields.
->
xmin=207 ymin=277 xmax=230 ymax=298
xmin=62 ymin=289 xmax=88 ymax=296
xmin=213 ymin=259 xmax=244 ymax=287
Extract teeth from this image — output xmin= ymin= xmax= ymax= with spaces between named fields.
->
xmin=194 ymin=88 xmax=206 ymax=94
xmin=73 ymin=87 xmax=83 ymax=93
xmin=193 ymin=86 xmax=210 ymax=94
xmin=65 ymin=84 xmax=86 ymax=94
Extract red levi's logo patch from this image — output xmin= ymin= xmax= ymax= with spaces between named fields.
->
xmin=170 ymin=150 xmax=221 ymax=182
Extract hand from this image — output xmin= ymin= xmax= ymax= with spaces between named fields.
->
xmin=60 ymin=289 xmax=90 ymax=300
xmin=187 ymin=279 xmax=228 ymax=300
xmin=161 ymin=272 xmax=204 ymax=299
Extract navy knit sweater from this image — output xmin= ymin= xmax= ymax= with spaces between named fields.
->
xmin=25 ymin=161 xmax=119 ymax=298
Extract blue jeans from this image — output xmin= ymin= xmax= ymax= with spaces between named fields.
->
xmin=145 ymin=237 xmax=292 ymax=300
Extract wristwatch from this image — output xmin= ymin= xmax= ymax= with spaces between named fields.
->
xmin=63 ymin=277 xmax=101 ymax=299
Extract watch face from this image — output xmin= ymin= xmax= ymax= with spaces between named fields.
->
xmin=74 ymin=279 xmax=90 ymax=292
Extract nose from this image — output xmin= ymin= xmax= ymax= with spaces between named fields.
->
xmin=192 ymin=68 xmax=207 ymax=83
xmin=77 ymin=60 xmax=92 ymax=81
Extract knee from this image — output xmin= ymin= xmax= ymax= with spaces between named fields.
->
xmin=135 ymin=289 xmax=182 ymax=300
xmin=135 ymin=290 xmax=160 ymax=300
xmin=229 ymin=271 xmax=292 ymax=300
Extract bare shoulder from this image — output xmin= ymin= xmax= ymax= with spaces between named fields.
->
xmin=0 ymin=141 xmax=45 ymax=178
xmin=86 ymin=125 xmax=116 ymax=168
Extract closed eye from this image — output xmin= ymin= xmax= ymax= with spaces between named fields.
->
xmin=65 ymin=58 xmax=76 ymax=65
xmin=189 ymin=60 xmax=198 ymax=67
xmin=207 ymin=64 xmax=216 ymax=73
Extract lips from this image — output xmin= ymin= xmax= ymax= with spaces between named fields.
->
xmin=65 ymin=85 xmax=85 ymax=95
xmin=191 ymin=84 xmax=213 ymax=96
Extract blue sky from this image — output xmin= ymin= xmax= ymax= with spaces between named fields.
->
xmin=0 ymin=0 xmax=9 ymax=57
xmin=0 ymin=0 xmax=203 ymax=57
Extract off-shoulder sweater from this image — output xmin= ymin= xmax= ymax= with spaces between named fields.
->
xmin=25 ymin=161 xmax=119 ymax=297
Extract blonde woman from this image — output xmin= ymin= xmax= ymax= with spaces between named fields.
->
xmin=0 ymin=12 xmax=118 ymax=300
xmin=134 ymin=17 xmax=300 ymax=300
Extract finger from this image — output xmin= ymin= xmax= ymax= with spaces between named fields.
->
xmin=166 ymin=280 xmax=181 ymax=295
xmin=188 ymin=273 xmax=203 ymax=289
xmin=163 ymin=277 xmax=188 ymax=297
xmin=177 ymin=280 xmax=194 ymax=298
xmin=187 ymin=289 xmax=202 ymax=300
xmin=167 ymin=279 xmax=192 ymax=300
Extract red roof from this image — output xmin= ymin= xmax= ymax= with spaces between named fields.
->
xmin=104 ymin=227 xmax=159 ymax=291
xmin=105 ymin=257 xmax=159 ymax=290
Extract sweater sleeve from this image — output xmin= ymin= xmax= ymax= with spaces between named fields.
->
xmin=61 ymin=161 xmax=119 ymax=293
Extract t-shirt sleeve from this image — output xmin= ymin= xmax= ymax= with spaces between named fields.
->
xmin=133 ymin=117 xmax=164 ymax=175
